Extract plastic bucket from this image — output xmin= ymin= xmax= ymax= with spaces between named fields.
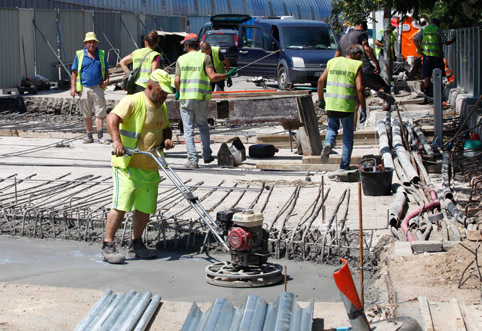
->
xmin=359 ymin=168 xmax=394 ymax=196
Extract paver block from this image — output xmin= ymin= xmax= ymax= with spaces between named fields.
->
xmin=411 ymin=240 xmax=443 ymax=253
xmin=393 ymin=241 xmax=413 ymax=256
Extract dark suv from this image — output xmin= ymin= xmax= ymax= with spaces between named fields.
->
xmin=201 ymin=30 xmax=238 ymax=67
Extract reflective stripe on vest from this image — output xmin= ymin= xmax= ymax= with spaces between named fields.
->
xmin=178 ymin=52 xmax=212 ymax=100
xmin=375 ymin=29 xmax=396 ymax=57
xmin=422 ymin=25 xmax=442 ymax=57
xmin=132 ymin=48 xmax=160 ymax=88
xmin=325 ymin=57 xmax=362 ymax=113
xmin=75 ymin=49 xmax=105 ymax=92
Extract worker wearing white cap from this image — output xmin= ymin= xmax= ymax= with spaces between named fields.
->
xmin=174 ymin=33 xmax=237 ymax=168
xmin=102 ymin=69 xmax=174 ymax=264
xmin=71 ymin=32 xmax=110 ymax=144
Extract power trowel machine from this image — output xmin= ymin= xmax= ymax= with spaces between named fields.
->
xmin=122 ymin=147 xmax=283 ymax=288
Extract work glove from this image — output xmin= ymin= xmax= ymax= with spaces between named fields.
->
xmin=174 ymin=91 xmax=180 ymax=101
xmin=226 ymin=67 xmax=237 ymax=78
xmin=318 ymin=100 xmax=326 ymax=110
xmin=226 ymin=77 xmax=233 ymax=87
xmin=359 ymin=109 xmax=367 ymax=124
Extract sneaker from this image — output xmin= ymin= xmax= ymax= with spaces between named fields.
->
xmin=101 ymin=242 xmax=126 ymax=264
xmin=203 ymin=156 xmax=215 ymax=164
xmin=183 ymin=161 xmax=199 ymax=169
xmin=83 ymin=137 xmax=94 ymax=144
xmin=127 ymin=239 xmax=156 ymax=259
xmin=320 ymin=145 xmax=331 ymax=163
xmin=98 ymin=138 xmax=111 ymax=145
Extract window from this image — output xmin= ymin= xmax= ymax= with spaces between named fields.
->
xmin=283 ymin=26 xmax=338 ymax=50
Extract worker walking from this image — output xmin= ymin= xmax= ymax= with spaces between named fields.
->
xmin=71 ymin=32 xmax=110 ymax=144
xmin=317 ymin=45 xmax=366 ymax=170
xmin=375 ymin=23 xmax=396 ymax=76
xmin=335 ymin=20 xmax=392 ymax=111
xmin=200 ymin=42 xmax=232 ymax=91
xmin=119 ymin=30 xmax=161 ymax=94
xmin=101 ymin=69 xmax=174 ymax=264
xmin=174 ymin=33 xmax=237 ymax=168
xmin=412 ymin=18 xmax=456 ymax=95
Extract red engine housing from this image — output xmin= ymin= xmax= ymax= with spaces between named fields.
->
xmin=228 ymin=227 xmax=252 ymax=251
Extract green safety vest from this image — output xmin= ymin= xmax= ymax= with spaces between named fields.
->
xmin=131 ymin=48 xmax=160 ymax=88
xmin=111 ymin=92 xmax=168 ymax=169
xmin=75 ymin=49 xmax=105 ymax=92
xmin=422 ymin=25 xmax=443 ymax=57
xmin=198 ymin=46 xmax=224 ymax=74
xmin=375 ymin=29 xmax=396 ymax=57
xmin=325 ymin=57 xmax=362 ymax=113
xmin=177 ymin=51 xmax=212 ymax=101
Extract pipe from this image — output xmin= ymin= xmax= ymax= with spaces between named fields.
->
xmin=392 ymin=118 xmax=420 ymax=183
xmin=119 ymin=292 xmax=152 ymax=331
xmin=133 ymin=294 xmax=161 ymax=331
xmin=393 ymin=157 xmax=410 ymax=186
xmin=401 ymin=188 xmax=440 ymax=242
xmin=376 ymin=119 xmax=394 ymax=169
xmin=413 ymin=125 xmax=434 ymax=159
xmin=388 ymin=185 xmax=407 ymax=227
xmin=442 ymin=150 xmax=453 ymax=200
xmin=412 ymin=151 xmax=431 ymax=185
xmin=358 ymin=183 xmax=364 ymax=309
xmin=74 ymin=290 xmax=113 ymax=331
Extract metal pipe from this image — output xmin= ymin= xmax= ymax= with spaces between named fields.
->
xmin=413 ymin=125 xmax=434 ymax=159
xmin=110 ymin=292 xmax=143 ymax=330
xmin=388 ymin=185 xmax=407 ymax=227
xmin=119 ymin=292 xmax=152 ymax=331
xmin=442 ymin=150 xmax=454 ymax=200
xmin=91 ymin=292 xmax=126 ymax=330
xmin=393 ymin=157 xmax=410 ymax=185
xmin=133 ymin=294 xmax=161 ymax=331
xmin=100 ymin=290 xmax=136 ymax=330
xmin=433 ymin=68 xmax=443 ymax=143
xmin=392 ymin=118 xmax=420 ymax=183
xmin=376 ymin=119 xmax=394 ymax=169
xmin=412 ymin=151 xmax=431 ymax=185
xmin=358 ymin=182 xmax=364 ymax=308
xmin=74 ymin=289 xmax=113 ymax=331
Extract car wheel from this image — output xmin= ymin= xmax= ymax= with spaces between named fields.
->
xmin=277 ymin=66 xmax=293 ymax=90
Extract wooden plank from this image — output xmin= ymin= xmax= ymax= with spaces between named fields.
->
xmin=256 ymin=161 xmax=340 ymax=171
xmin=450 ymin=298 xmax=467 ymax=331
xmin=296 ymin=95 xmax=321 ymax=155
xmin=418 ymin=296 xmax=435 ymax=331
xmin=458 ymin=302 xmax=481 ymax=331
xmin=302 ymin=155 xmax=364 ymax=165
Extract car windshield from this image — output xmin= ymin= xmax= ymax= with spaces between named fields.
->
xmin=205 ymin=33 xmax=235 ymax=45
xmin=283 ymin=26 xmax=337 ymax=50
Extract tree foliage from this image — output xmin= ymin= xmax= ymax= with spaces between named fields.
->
xmin=329 ymin=0 xmax=482 ymax=34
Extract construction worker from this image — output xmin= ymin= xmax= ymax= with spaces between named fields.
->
xmin=71 ymin=32 xmax=110 ymax=144
xmin=375 ymin=23 xmax=396 ymax=75
xmin=412 ymin=18 xmax=456 ymax=94
xmin=317 ymin=44 xmax=366 ymax=170
xmin=174 ymin=33 xmax=237 ymax=168
xmin=119 ymin=30 xmax=161 ymax=94
xmin=102 ymin=69 xmax=174 ymax=264
xmin=335 ymin=20 xmax=392 ymax=111
xmin=200 ymin=42 xmax=232 ymax=91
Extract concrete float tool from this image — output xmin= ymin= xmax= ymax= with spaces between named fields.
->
xmin=121 ymin=147 xmax=283 ymax=287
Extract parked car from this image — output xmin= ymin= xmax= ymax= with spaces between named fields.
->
xmin=199 ymin=14 xmax=252 ymax=40
xmin=201 ymin=29 xmax=239 ymax=67
xmin=236 ymin=18 xmax=338 ymax=89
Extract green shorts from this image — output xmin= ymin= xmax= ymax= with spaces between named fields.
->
xmin=112 ymin=167 xmax=161 ymax=214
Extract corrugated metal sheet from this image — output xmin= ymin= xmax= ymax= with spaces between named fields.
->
xmin=120 ymin=13 xmax=140 ymax=59
xmin=93 ymin=11 xmax=122 ymax=66
xmin=60 ymin=10 xmax=86 ymax=76
xmin=188 ymin=16 xmax=210 ymax=35
xmin=181 ymin=292 xmax=314 ymax=331
xmin=19 ymin=8 xmax=35 ymax=82
xmin=34 ymin=10 xmax=59 ymax=81
xmin=0 ymin=8 xmax=20 ymax=87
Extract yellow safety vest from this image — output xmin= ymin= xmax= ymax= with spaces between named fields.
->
xmin=422 ymin=25 xmax=443 ymax=57
xmin=325 ymin=57 xmax=362 ymax=113
xmin=375 ymin=28 xmax=396 ymax=57
xmin=111 ymin=92 xmax=168 ymax=169
xmin=131 ymin=48 xmax=160 ymax=88
xmin=75 ymin=49 xmax=105 ymax=92
xmin=177 ymin=52 xmax=212 ymax=101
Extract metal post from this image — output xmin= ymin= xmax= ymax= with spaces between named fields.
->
xmin=358 ymin=182 xmax=364 ymax=309
xmin=433 ymin=68 xmax=443 ymax=144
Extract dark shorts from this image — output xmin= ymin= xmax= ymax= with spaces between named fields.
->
xmin=422 ymin=56 xmax=445 ymax=79
xmin=362 ymin=72 xmax=390 ymax=92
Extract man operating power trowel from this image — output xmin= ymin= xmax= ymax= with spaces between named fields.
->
xmin=101 ymin=69 xmax=174 ymax=264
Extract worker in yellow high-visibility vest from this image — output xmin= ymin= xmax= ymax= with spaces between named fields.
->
xmin=174 ymin=33 xmax=237 ymax=169
xmin=71 ymin=32 xmax=110 ymax=144
xmin=412 ymin=18 xmax=455 ymax=93
xmin=200 ymin=42 xmax=232 ymax=91
xmin=317 ymin=44 xmax=366 ymax=171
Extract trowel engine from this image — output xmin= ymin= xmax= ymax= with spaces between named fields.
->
xmin=216 ymin=208 xmax=270 ymax=267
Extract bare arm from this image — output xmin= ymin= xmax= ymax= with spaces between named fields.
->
xmin=355 ymin=68 xmax=366 ymax=110
xmin=163 ymin=127 xmax=175 ymax=150
xmin=174 ymin=75 xmax=180 ymax=91
xmin=119 ymin=54 xmax=133 ymax=74
xmin=100 ymin=70 xmax=109 ymax=89
xmin=70 ymin=70 xmax=80 ymax=97
xmin=334 ymin=50 xmax=342 ymax=58
xmin=317 ymin=69 xmax=328 ymax=101
xmin=206 ymin=67 xmax=228 ymax=83
xmin=223 ymin=59 xmax=231 ymax=72
xmin=151 ymin=60 xmax=160 ymax=73
xmin=363 ymin=41 xmax=379 ymax=74
xmin=107 ymin=112 xmax=124 ymax=156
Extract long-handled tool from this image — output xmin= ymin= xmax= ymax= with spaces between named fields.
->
xmin=237 ymin=49 xmax=282 ymax=71
xmin=120 ymin=147 xmax=229 ymax=251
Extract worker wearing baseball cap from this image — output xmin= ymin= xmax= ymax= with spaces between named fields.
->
xmin=71 ymin=32 xmax=110 ymax=144
xmin=102 ymin=69 xmax=174 ymax=264
xmin=174 ymin=33 xmax=237 ymax=168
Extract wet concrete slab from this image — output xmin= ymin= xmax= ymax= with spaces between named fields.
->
xmin=0 ymin=236 xmax=341 ymax=306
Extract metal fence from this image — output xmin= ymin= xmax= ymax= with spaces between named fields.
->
xmin=0 ymin=8 xmax=185 ymax=88
xmin=445 ymin=26 xmax=482 ymax=97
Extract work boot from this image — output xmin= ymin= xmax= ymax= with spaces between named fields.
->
xmin=376 ymin=90 xmax=396 ymax=106
xmin=183 ymin=161 xmax=199 ymax=169
xmin=83 ymin=137 xmax=94 ymax=144
xmin=203 ymin=156 xmax=215 ymax=164
xmin=320 ymin=145 xmax=331 ymax=163
xmin=98 ymin=138 xmax=111 ymax=145
xmin=101 ymin=241 xmax=125 ymax=264
xmin=127 ymin=239 xmax=157 ymax=259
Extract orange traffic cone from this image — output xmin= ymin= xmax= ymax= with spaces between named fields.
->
xmin=444 ymin=58 xmax=454 ymax=83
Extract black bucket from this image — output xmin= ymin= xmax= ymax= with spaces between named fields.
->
xmin=359 ymin=167 xmax=394 ymax=196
